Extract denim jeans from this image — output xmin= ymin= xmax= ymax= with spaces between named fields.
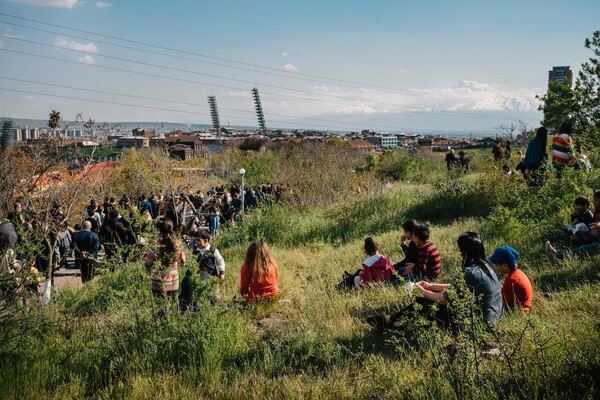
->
xmin=209 ymin=215 xmax=219 ymax=236
xmin=556 ymin=242 xmax=600 ymax=259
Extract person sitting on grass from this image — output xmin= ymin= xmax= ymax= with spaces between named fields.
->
xmin=368 ymin=232 xmax=502 ymax=330
xmin=402 ymin=226 xmax=441 ymax=280
xmin=240 ymin=240 xmax=279 ymax=302
xmin=573 ymin=191 xmax=600 ymax=246
xmin=391 ymin=220 xmax=421 ymax=284
xmin=545 ymin=221 xmax=600 ymax=261
xmin=545 ymin=196 xmax=595 ymax=259
xmin=489 ymin=246 xmax=532 ymax=313
xmin=354 ymin=237 xmax=394 ymax=288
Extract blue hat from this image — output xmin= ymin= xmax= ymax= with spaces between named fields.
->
xmin=489 ymin=246 xmax=520 ymax=266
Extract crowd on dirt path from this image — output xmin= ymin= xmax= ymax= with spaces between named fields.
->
xmin=0 ymin=182 xmax=285 ymax=306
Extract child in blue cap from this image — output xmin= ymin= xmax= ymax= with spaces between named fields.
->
xmin=489 ymin=246 xmax=532 ymax=313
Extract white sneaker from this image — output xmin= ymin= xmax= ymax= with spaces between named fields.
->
xmin=545 ymin=241 xmax=557 ymax=261
xmin=544 ymin=241 xmax=552 ymax=258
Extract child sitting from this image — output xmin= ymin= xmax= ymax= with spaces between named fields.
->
xmin=545 ymin=196 xmax=597 ymax=260
xmin=393 ymin=220 xmax=420 ymax=275
xmin=489 ymin=246 xmax=532 ymax=313
xmin=403 ymin=226 xmax=441 ymax=280
xmin=355 ymin=237 xmax=394 ymax=288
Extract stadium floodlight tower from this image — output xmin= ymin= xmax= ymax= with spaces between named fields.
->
xmin=208 ymin=95 xmax=221 ymax=142
xmin=251 ymin=87 xmax=267 ymax=135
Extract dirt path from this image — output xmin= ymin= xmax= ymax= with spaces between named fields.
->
xmin=49 ymin=267 xmax=84 ymax=290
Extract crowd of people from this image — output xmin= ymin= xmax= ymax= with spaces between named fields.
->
xmin=362 ymin=123 xmax=598 ymax=332
xmin=358 ymin=226 xmax=531 ymax=331
xmin=1 ymin=123 xmax=598 ymax=337
xmin=0 ymin=182 xmax=286 ymax=305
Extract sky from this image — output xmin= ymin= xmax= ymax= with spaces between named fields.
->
xmin=0 ymin=0 xmax=598 ymax=134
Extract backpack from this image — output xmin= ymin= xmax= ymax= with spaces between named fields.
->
xmin=336 ymin=269 xmax=363 ymax=291
xmin=99 ymin=223 xmax=114 ymax=244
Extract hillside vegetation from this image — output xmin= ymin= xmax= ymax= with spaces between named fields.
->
xmin=1 ymin=145 xmax=600 ymax=399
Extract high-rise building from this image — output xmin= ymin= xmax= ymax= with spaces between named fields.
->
xmin=548 ymin=66 xmax=573 ymax=86
xmin=0 ymin=119 xmax=16 ymax=149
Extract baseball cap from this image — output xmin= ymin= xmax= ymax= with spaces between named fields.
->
xmin=489 ymin=246 xmax=520 ymax=266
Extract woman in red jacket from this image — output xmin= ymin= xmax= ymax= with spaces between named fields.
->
xmin=240 ymin=240 xmax=279 ymax=302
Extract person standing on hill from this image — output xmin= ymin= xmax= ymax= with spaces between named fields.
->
xmin=240 ymin=240 xmax=279 ymax=302
xmin=445 ymin=149 xmax=459 ymax=170
xmin=505 ymin=141 xmax=512 ymax=159
xmin=145 ymin=217 xmax=184 ymax=297
xmin=492 ymin=141 xmax=504 ymax=160
xmin=489 ymin=246 xmax=532 ymax=313
xmin=72 ymin=220 xmax=100 ymax=283
xmin=458 ymin=151 xmax=470 ymax=173
xmin=551 ymin=122 xmax=576 ymax=174
xmin=523 ymin=127 xmax=548 ymax=184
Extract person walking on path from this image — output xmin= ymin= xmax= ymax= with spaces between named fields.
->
xmin=72 ymin=220 xmax=100 ymax=283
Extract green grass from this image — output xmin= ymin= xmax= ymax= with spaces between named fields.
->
xmin=1 ymin=164 xmax=600 ymax=399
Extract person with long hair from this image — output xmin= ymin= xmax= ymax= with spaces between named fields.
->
xmin=415 ymin=232 xmax=502 ymax=328
xmin=145 ymin=217 xmax=184 ymax=296
xmin=240 ymin=240 xmax=279 ymax=302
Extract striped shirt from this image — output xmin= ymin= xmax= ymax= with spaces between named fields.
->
xmin=551 ymin=133 xmax=575 ymax=166
xmin=415 ymin=241 xmax=441 ymax=279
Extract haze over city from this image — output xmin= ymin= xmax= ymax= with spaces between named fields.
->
xmin=1 ymin=0 xmax=599 ymax=134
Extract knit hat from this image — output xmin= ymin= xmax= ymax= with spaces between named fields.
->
xmin=489 ymin=246 xmax=520 ymax=267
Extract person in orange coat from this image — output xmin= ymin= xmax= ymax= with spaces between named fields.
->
xmin=489 ymin=246 xmax=532 ymax=313
xmin=240 ymin=240 xmax=279 ymax=302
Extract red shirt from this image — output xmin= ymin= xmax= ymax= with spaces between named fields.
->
xmin=240 ymin=263 xmax=278 ymax=302
xmin=502 ymin=269 xmax=533 ymax=312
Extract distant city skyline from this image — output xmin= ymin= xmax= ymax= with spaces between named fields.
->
xmin=0 ymin=0 xmax=598 ymax=133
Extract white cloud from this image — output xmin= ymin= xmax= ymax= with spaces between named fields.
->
xmin=334 ymin=103 xmax=378 ymax=114
xmin=24 ymin=95 xmax=37 ymax=101
xmin=4 ymin=0 xmax=79 ymax=8
xmin=55 ymin=39 xmax=98 ymax=52
xmin=1 ymin=33 xmax=21 ymax=39
xmin=78 ymin=55 xmax=96 ymax=64
xmin=282 ymin=51 xmax=288 ymax=57
xmin=95 ymin=1 xmax=111 ymax=7
xmin=0 ymin=40 xmax=4 ymax=49
xmin=304 ymin=80 xmax=541 ymax=114
xmin=282 ymin=63 xmax=298 ymax=72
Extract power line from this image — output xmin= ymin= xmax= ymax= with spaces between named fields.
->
xmin=0 ymin=12 xmax=460 ymax=96
xmin=0 ymin=12 xmax=534 ymax=114
xmin=0 ymin=18 xmax=439 ymax=97
xmin=1 ymin=87 xmax=422 ymax=131
xmin=0 ymin=43 xmax=519 ymax=123
xmin=0 ymin=76 xmax=420 ymax=131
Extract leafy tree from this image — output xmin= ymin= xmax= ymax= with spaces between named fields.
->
xmin=574 ymin=30 xmax=600 ymax=149
xmin=238 ymin=137 xmax=265 ymax=151
xmin=538 ymin=31 xmax=600 ymax=149
xmin=375 ymin=149 xmax=417 ymax=181
xmin=537 ymin=79 xmax=578 ymax=132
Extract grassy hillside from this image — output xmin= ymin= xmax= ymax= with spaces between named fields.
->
xmin=1 ymin=149 xmax=600 ymax=399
